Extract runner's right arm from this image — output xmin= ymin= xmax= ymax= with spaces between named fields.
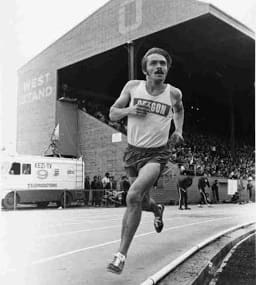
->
xmin=109 ymin=80 xmax=149 ymax=121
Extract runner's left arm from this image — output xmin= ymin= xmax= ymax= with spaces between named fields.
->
xmin=170 ymin=88 xmax=184 ymax=145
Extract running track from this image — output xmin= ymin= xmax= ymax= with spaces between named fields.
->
xmin=0 ymin=203 xmax=255 ymax=285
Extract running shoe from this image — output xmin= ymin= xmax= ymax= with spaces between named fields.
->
xmin=154 ymin=204 xmax=165 ymax=233
xmin=107 ymin=252 xmax=125 ymax=274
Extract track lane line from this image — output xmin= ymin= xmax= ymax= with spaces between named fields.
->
xmin=37 ymin=216 xmax=226 ymax=239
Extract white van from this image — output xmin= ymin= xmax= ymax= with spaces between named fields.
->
xmin=1 ymin=154 xmax=85 ymax=209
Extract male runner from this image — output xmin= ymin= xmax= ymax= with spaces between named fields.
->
xmin=107 ymin=47 xmax=184 ymax=274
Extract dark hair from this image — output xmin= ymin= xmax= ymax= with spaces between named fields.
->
xmin=141 ymin=47 xmax=172 ymax=74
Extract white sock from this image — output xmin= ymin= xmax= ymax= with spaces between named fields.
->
xmin=115 ymin=252 xmax=126 ymax=261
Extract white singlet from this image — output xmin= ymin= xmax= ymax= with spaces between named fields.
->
xmin=127 ymin=81 xmax=174 ymax=148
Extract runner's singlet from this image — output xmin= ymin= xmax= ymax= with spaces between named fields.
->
xmin=127 ymin=81 xmax=174 ymax=148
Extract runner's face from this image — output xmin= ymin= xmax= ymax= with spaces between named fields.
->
xmin=145 ymin=53 xmax=168 ymax=82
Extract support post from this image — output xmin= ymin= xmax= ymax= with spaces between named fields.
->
xmin=127 ymin=41 xmax=136 ymax=80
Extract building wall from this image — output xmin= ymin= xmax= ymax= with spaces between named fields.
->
xmin=78 ymin=110 xmax=127 ymax=179
xmin=16 ymin=69 xmax=56 ymax=155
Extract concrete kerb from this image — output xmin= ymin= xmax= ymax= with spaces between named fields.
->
xmin=208 ymin=231 xmax=256 ymax=285
xmin=140 ymin=221 xmax=256 ymax=285
xmin=191 ymin=226 xmax=256 ymax=285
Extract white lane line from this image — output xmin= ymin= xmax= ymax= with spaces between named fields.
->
xmin=46 ymin=217 xmax=123 ymax=227
xmin=43 ymin=214 xmax=124 ymax=225
xmin=5 ymin=217 xmax=231 ymax=273
xmin=37 ymin=216 xmax=178 ymax=239
xmin=33 ymin=215 xmax=125 ymax=229
xmin=53 ymin=215 xmax=148 ymax=225
xmin=58 ymin=213 xmax=125 ymax=222
xmin=38 ymin=225 xmax=121 ymax=239
xmin=37 ymin=216 xmax=218 ymax=239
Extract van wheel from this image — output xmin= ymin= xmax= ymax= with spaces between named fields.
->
xmin=60 ymin=192 xmax=72 ymax=208
xmin=2 ymin=192 xmax=20 ymax=210
xmin=36 ymin=202 xmax=49 ymax=208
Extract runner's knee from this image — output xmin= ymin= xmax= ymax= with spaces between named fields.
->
xmin=126 ymin=189 xmax=143 ymax=205
xmin=141 ymin=195 xmax=151 ymax=210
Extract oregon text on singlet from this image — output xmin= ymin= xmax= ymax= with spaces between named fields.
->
xmin=127 ymin=81 xmax=174 ymax=148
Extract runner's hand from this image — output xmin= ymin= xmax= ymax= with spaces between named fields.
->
xmin=169 ymin=131 xmax=184 ymax=146
xmin=129 ymin=104 xmax=150 ymax=117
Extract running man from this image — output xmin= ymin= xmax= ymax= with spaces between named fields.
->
xmin=107 ymin=47 xmax=184 ymax=274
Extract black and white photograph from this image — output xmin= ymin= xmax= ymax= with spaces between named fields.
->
xmin=1 ymin=0 xmax=255 ymax=284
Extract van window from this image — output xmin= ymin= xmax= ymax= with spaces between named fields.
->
xmin=22 ymin=164 xmax=31 ymax=175
xmin=9 ymin=162 xmax=21 ymax=175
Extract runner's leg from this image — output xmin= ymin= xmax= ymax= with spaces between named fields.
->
xmin=118 ymin=162 xmax=160 ymax=256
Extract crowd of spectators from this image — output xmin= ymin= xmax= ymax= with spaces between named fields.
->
xmin=173 ymin=132 xmax=255 ymax=179
xmin=84 ymin=173 xmax=130 ymax=206
xmin=78 ymin=98 xmax=127 ymax=134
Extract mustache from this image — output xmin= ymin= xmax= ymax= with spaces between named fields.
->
xmin=155 ymin=69 xmax=164 ymax=74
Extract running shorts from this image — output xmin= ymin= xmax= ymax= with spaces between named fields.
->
xmin=123 ymin=144 xmax=171 ymax=177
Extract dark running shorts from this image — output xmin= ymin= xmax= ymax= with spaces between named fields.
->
xmin=123 ymin=144 xmax=171 ymax=177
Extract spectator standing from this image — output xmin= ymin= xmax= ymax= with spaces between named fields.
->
xmin=97 ymin=175 xmax=104 ymax=189
xmin=120 ymin=176 xmax=130 ymax=206
xmin=247 ymin=177 xmax=254 ymax=202
xmin=84 ymin=176 xmax=91 ymax=205
xmin=102 ymin=172 xmax=111 ymax=190
xmin=91 ymin=176 xmax=98 ymax=206
xmin=211 ymin=179 xmax=219 ymax=203
xmin=97 ymin=175 xmax=104 ymax=205
xmin=198 ymin=173 xmax=211 ymax=207
xmin=91 ymin=176 xmax=103 ymax=206
xmin=110 ymin=176 xmax=117 ymax=190
xmin=177 ymin=173 xmax=193 ymax=210
xmin=237 ymin=177 xmax=245 ymax=204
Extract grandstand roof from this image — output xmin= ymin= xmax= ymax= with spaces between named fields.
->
xmin=19 ymin=0 xmax=254 ymax=73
